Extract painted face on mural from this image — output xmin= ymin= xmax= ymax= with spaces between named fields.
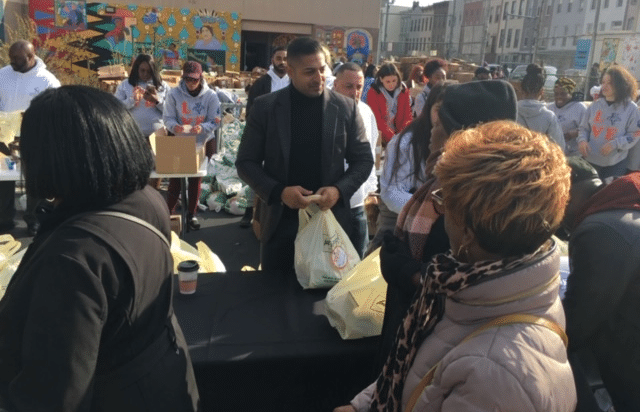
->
xmin=287 ymin=52 xmax=326 ymax=98
xmin=271 ymin=50 xmax=287 ymax=76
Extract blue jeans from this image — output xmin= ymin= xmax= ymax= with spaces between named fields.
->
xmin=592 ymin=158 xmax=628 ymax=182
xmin=349 ymin=206 xmax=368 ymax=259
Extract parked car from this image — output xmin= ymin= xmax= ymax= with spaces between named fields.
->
xmin=508 ymin=65 xmax=558 ymax=101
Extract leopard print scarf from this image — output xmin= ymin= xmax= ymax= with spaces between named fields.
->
xmin=369 ymin=245 xmax=549 ymax=412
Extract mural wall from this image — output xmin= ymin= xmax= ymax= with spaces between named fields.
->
xmin=314 ymin=26 xmax=374 ymax=65
xmin=29 ymin=0 xmax=242 ymax=78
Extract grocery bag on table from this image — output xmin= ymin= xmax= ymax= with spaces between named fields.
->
xmin=325 ymin=247 xmax=387 ymax=339
xmin=294 ymin=204 xmax=360 ymax=289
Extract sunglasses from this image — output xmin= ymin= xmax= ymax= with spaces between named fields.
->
xmin=184 ymin=77 xmax=200 ymax=84
xmin=431 ymin=188 xmax=445 ymax=215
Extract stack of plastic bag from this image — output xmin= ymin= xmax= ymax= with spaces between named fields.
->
xmin=0 ymin=234 xmax=25 ymax=300
xmin=169 ymin=231 xmax=226 ymax=274
xmin=325 ymin=247 xmax=387 ymax=339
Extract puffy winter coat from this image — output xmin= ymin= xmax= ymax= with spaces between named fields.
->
xmin=351 ymin=241 xmax=577 ymax=412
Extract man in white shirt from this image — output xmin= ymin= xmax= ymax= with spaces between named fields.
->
xmin=0 ymin=40 xmax=60 ymax=235
xmin=333 ymin=62 xmax=378 ymax=257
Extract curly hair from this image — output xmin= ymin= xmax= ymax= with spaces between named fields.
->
xmin=434 ymin=120 xmax=571 ymax=257
xmin=603 ymin=64 xmax=639 ymax=103
xmin=521 ymin=63 xmax=546 ymax=95
xmin=423 ymin=59 xmax=448 ymax=78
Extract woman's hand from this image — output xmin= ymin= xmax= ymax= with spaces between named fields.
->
xmin=578 ymin=141 xmax=590 ymax=157
xmin=173 ymin=125 xmax=184 ymax=134
xmin=133 ymin=86 xmax=144 ymax=103
xmin=333 ymin=406 xmax=356 ymax=412
xmin=600 ymin=142 xmax=614 ymax=156
xmin=143 ymin=87 xmax=158 ymax=104
xmin=192 ymin=125 xmax=202 ymax=134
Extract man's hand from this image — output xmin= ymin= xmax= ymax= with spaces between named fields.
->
xmin=281 ymin=186 xmax=314 ymax=209
xmin=600 ymin=141 xmax=614 ymax=156
xmin=192 ymin=125 xmax=203 ymax=134
xmin=578 ymin=141 xmax=590 ymax=157
xmin=314 ymin=186 xmax=340 ymax=211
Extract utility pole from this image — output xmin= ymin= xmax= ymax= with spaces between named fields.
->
xmin=383 ymin=0 xmax=394 ymax=60
xmin=447 ymin=0 xmax=457 ymax=59
xmin=480 ymin=0 xmax=491 ymax=64
xmin=584 ymin=0 xmax=602 ymax=98
xmin=531 ymin=0 xmax=543 ymax=63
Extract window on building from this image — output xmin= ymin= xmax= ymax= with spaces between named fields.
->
xmin=632 ymin=0 xmax=637 ymax=5
xmin=610 ymin=20 xmax=622 ymax=28
xmin=604 ymin=0 xmax=609 ymax=7
xmin=573 ymin=36 xmax=578 ymax=45
xmin=500 ymin=28 xmax=505 ymax=47
xmin=552 ymin=36 xmax=556 ymax=46
xmin=599 ymin=22 xmax=605 ymax=30
xmin=627 ymin=16 xmax=635 ymax=29
xmin=429 ymin=17 xmax=432 ymax=30
xmin=504 ymin=2 xmax=509 ymax=18
xmin=524 ymin=36 xmax=529 ymax=46
xmin=511 ymin=0 xmax=517 ymax=15
xmin=490 ymin=9 xmax=494 ymax=23
xmin=506 ymin=28 xmax=513 ymax=47
xmin=568 ymin=0 xmax=573 ymax=11
xmin=514 ymin=29 xmax=520 ymax=47
xmin=562 ymin=36 xmax=567 ymax=46
xmin=496 ymin=6 xmax=501 ymax=21
xmin=587 ymin=22 xmax=593 ymax=33
xmin=617 ymin=0 xmax=623 ymax=5
xmin=579 ymin=0 xmax=585 ymax=9
xmin=519 ymin=0 xmax=525 ymax=14
xmin=557 ymin=1 xmax=562 ymax=13
xmin=591 ymin=0 xmax=596 ymax=9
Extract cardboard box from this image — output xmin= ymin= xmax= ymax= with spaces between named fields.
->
xmin=149 ymin=128 xmax=205 ymax=174
xmin=170 ymin=214 xmax=182 ymax=234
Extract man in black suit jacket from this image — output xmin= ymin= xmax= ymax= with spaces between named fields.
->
xmin=236 ymin=37 xmax=374 ymax=272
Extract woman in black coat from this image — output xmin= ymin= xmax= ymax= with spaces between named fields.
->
xmin=0 ymin=86 xmax=199 ymax=411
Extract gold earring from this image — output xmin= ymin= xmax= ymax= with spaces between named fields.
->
xmin=456 ymin=244 xmax=469 ymax=262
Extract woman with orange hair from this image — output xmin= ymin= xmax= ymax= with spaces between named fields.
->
xmin=336 ymin=121 xmax=576 ymax=412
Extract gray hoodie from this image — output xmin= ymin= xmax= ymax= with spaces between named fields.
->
xmin=163 ymin=80 xmax=221 ymax=147
xmin=517 ymin=99 xmax=565 ymax=149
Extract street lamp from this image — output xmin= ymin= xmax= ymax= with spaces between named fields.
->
xmin=382 ymin=0 xmax=395 ymax=61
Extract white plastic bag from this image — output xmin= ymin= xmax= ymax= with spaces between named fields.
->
xmin=325 ymin=247 xmax=387 ymax=339
xmin=0 ymin=234 xmax=24 ymax=300
xmin=294 ymin=204 xmax=360 ymax=289
xmin=170 ymin=232 xmax=226 ymax=273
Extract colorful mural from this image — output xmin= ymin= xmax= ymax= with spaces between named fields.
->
xmin=314 ymin=25 xmax=373 ymax=64
xmin=344 ymin=29 xmax=372 ymax=66
xmin=29 ymin=0 xmax=242 ymax=77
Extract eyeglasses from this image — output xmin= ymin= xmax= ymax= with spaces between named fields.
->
xmin=431 ymin=188 xmax=445 ymax=215
xmin=184 ymin=77 xmax=200 ymax=84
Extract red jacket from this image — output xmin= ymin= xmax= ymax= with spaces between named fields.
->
xmin=367 ymin=85 xmax=413 ymax=144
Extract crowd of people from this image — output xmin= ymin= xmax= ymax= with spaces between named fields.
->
xmin=0 ymin=36 xmax=639 ymax=411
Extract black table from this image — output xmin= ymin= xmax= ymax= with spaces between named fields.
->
xmin=173 ymin=271 xmax=379 ymax=412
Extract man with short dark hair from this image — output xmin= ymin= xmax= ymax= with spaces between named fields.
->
xmin=562 ymin=157 xmax=639 ymax=412
xmin=0 ymin=40 xmax=60 ymax=235
xmin=474 ymin=66 xmax=491 ymax=81
xmin=333 ymin=62 xmax=378 ymax=258
xmin=236 ymin=37 xmax=373 ymax=272
xmin=240 ymin=46 xmax=290 ymax=228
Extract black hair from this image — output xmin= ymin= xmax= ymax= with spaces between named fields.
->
xmin=364 ymin=64 xmax=377 ymax=78
xmin=271 ymin=46 xmax=286 ymax=57
xmin=335 ymin=62 xmax=361 ymax=76
xmin=389 ymin=80 xmax=456 ymax=185
xmin=521 ymin=63 xmax=546 ymax=95
xmin=286 ymin=37 xmax=324 ymax=61
xmin=128 ymin=53 xmax=162 ymax=89
xmin=423 ymin=59 xmax=448 ymax=78
xmin=20 ymin=86 xmax=154 ymax=209
xmin=371 ymin=63 xmax=405 ymax=94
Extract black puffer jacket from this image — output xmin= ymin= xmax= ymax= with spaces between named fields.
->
xmin=0 ymin=186 xmax=199 ymax=412
xmin=564 ymin=208 xmax=640 ymax=412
